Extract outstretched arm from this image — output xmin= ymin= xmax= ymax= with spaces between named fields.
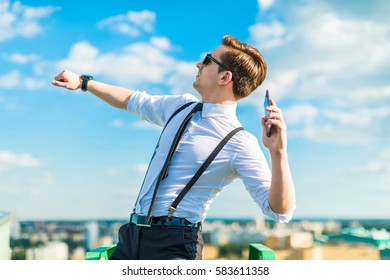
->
xmin=52 ymin=69 xmax=134 ymax=110
xmin=262 ymin=99 xmax=296 ymax=214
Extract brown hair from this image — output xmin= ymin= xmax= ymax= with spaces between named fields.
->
xmin=220 ymin=35 xmax=267 ymax=99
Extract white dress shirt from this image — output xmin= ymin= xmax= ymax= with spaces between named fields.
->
xmin=127 ymin=91 xmax=294 ymax=223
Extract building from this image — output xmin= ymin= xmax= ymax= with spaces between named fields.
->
xmin=325 ymin=226 xmax=390 ymax=260
xmin=0 ymin=211 xmax=13 ymax=260
xmin=326 ymin=227 xmax=390 ymax=248
xmin=26 ymin=241 xmax=69 ymax=260
xmin=84 ymin=221 xmax=99 ymax=251
xmin=262 ymin=227 xmax=385 ymax=260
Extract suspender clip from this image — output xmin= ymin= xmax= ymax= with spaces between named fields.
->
xmin=167 ymin=206 xmax=176 ymax=221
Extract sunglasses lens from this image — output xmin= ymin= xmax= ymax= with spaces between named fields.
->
xmin=203 ymin=54 xmax=210 ymax=65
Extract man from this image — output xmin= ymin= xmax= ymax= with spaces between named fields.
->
xmin=52 ymin=35 xmax=296 ymax=260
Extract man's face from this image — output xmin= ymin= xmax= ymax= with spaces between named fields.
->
xmin=193 ymin=45 xmax=228 ymax=95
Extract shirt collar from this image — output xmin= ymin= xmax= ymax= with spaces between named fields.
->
xmin=201 ymin=102 xmax=237 ymax=117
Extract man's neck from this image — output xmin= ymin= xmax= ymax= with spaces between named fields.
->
xmin=200 ymin=90 xmax=237 ymax=105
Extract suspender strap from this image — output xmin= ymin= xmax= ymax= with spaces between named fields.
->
xmin=167 ymin=126 xmax=244 ymax=219
xmin=147 ymin=102 xmax=203 ymax=220
xmin=132 ymin=101 xmax=196 ymax=213
xmin=154 ymin=101 xmax=197 ymax=150
xmin=166 ymin=101 xmax=196 ymax=127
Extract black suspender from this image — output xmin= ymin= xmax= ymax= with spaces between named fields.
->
xmin=147 ymin=102 xmax=203 ymax=220
xmin=166 ymin=101 xmax=196 ymax=126
xmin=132 ymin=101 xmax=196 ymax=213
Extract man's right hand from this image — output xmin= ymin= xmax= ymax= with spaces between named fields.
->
xmin=52 ymin=70 xmax=81 ymax=90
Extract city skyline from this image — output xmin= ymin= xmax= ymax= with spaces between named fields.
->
xmin=1 ymin=0 xmax=390 ymax=220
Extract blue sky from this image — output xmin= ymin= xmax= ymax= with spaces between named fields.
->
xmin=1 ymin=0 xmax=389 ymax=221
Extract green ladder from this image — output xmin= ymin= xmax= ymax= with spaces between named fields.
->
xmin=85 ymin=243 xmax=276 ymax=260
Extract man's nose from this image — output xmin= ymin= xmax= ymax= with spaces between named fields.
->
xmin=196 ymin=61 xmax=203 ymax=69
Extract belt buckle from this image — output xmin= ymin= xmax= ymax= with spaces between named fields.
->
xmin=131 ymin=213 xmax=152 ymax=227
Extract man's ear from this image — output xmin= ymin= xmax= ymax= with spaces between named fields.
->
xmin=218 ymin=71 xmax=233 ymax=85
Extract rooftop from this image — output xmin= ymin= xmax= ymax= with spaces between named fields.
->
xmin=0 ymin=211 xmax=13 ymax=227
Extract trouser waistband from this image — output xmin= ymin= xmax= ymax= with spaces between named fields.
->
xmin=130 ymin=213 xmax=202 ymax=231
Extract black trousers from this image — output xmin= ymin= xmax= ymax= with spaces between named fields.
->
xmin=109 ymin=222 xmax=203 ymax=260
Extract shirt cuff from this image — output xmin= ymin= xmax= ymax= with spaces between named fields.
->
xmin=262 ymin=200 xmax=296 ymax=223
xmin=126 ymin=90 xmax=142 ymax=113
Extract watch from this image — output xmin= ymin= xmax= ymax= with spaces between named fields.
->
xmin=80 ymin=74 xmax=94 ymax=92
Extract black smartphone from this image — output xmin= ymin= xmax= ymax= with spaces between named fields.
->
xmin=264 ymin=90 xmax=272 ymax=137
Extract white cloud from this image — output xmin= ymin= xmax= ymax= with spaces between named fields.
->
xmin=111 ymin=119 xmax=124 ymax=128
xmin=0 ymin=0 xmax=60 ymax=42
xmin=343 ymin=86 xmax=390 ymax=105
xmin=246 ymin=0 xmax=390 ymax=145
xmin=150 ymin=37 xmax=172 ymax=51
xmin=262 ymin=69 xmax=300 ymax=100
xmin=250 ymin=1 xmax=390 ymax=99
xmin=105 ymin=163 xmax=147 ymax=176
xmin=258 ymin=0 xmax=274 ymax=11
xmin=249 ymin=20 xmax=289 ymax=49
xmin=133 ymin=164 xmax=148 ymax=174
xmin=338 ymin=149 xmax=390 ymax=181
xmin=56 ymin=38 xmax=197 ymax=92
xmin=0 ymin=151 xmax=41 ymax=170
xmin=131 ymin=120 xmax=162 ymax=131
xmin=24 ymin=77 xmax=47 ymax=90
xmin=0 ymin=70 xmax=20 ymax=88
xmin=7 ymin=52 xmax=40 ymax=64
xmin=286 ymin=104 xmax=390 ymax=144
xmin=97 ymin=10 xmax=156 ymax=37
xmin=67 ymin=41 xmax=100 ymax=61
xmin=127 ymin=10 xmax=155 ymax=31
xmin=22 ymin=4 xmax=59 ymax=20
xmin=0 ymin=70 xmax=47 ymax=90
xmin=302 ymin=12 xmax=390 ymax=74
xmin=111 ymin=118 xmax=165 ymax=131
xmin=322 ymin=107 xmax=389 ymax=128
xmin=0 ymin=94 xmax=24 ymax=111
xmin=106 ymin=167 xmax=120 ymax=176
xmin=167 ymin=61 xmax=198 ymax=95
xmin=283 ymin=104 xmax=319 ymax=125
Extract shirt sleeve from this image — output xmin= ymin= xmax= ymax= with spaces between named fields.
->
xmin=127 ymin=91 xmax=199 ymax=127
xmin=232 ymin=132 xmax=295 ymax=223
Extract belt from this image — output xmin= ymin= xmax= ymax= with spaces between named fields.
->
xmin=130 ymin=213 xmax=202 ymax=231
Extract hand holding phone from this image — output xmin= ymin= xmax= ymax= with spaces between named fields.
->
xmin=264 ymin=90 xmax=272 ymax=137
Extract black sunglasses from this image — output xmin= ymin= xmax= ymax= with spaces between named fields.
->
xmin=202 ymin=53 xmax=230 ymax=71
